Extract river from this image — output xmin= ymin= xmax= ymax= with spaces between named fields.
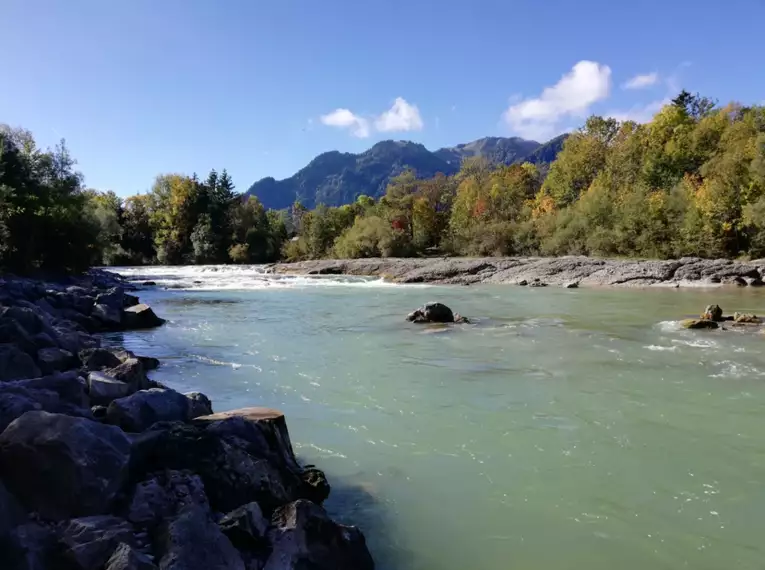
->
xmin=110 ymin=265 xmax=765 ymax=570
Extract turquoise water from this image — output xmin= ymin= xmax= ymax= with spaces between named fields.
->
xmin=112 ymin=266 xmax=765 ymax=570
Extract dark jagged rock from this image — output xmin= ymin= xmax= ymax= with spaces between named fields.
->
xmin=93 ymin=304 xmax=123 ymax=328
xmin=0 ymin=479 xmax=27 ymax=537
xmin=0 ymin=344 xmax=41 ymax=381
xmin=105 ymin=543 xmax=157 ymax=570
xmin=122 ymin=305 xmax=166 ymax=329
xmin=702 ymin=304 xmax=724 ymax=322
xmin=125 ymin=470 xmax=209 ymax=527
xmin=107 ymin=389 xmax=191 ymax=433
xmin=96 ymin=287 xmax=125 ymax=311
xmin=81 ymin=348 xmax=124 ymax=371
xmin=300 ymin=466 xmax=331 ymax=505
xmin=264 ymin=500 xmax=374 ymax=570
xmin=59 ymin=515 xmax=137 ymax=570
xmin=406 ymin=302 xmax=455 ymax=323
xmin=1 ymin=522 xmax=62 ymax=570
xmin=158 ymin=506 xmax=244 ymax=570
xmin=219 ymin=502 xmax=269 ymax=552
xmin=138 ymin=356 xmax=160 ymax=371
xmin=36 ymin=347 xmax=75 ymax=375
xmin=88 ymin=372 xmax=133 ymax=406
xmin=106 ymin=358 xmax=148 ymax=391
xmin=185 ymin=392 xmax=213 ymax=419
xmin=0 ymin=411 xmax=131 ymax=520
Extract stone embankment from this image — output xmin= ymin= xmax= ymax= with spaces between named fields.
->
xmin=0 ymin=270 xmax=373 ymax=570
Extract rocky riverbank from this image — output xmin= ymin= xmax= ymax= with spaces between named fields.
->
xmin=0 ymin=270 xmax=374 ymax=570
xmin=274 ymin=256 xmax=765 ymax=287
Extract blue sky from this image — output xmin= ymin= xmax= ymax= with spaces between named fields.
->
xmin=3 ymin=0 xmax=764 ymax=197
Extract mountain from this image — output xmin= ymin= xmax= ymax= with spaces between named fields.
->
xmin=246 ymin=135 xmax=565 ymax=210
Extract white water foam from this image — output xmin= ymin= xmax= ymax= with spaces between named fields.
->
xmin=644 ymin=345 xmax=678 ymax=352
xmin=109 ymin=265 xmax=414 ymax=291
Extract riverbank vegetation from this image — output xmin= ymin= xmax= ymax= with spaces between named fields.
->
xmin=2 ymin=91 xmax=764 ymax=270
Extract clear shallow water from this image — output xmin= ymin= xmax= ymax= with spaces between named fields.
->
xmin=111 ymin=266 xmax=765 ymax=570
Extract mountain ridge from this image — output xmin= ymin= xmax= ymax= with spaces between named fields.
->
xmin=246 ymin=135 xmax=567 ymax=209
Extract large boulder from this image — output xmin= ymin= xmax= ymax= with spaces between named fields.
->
xmin=185 ymin=392 xmax=213 ymax=419
xmin=125 ymin=470 xmax=209 ymax=527
xmin=0 ymin=318 xmax=37 ymax=355
xmin=406 ymin=302 xmax=455 ymax=324
xmin=36 ymin=347 xmax=75 ymax=375
xmin=0 ymin=344 xmax=41 ymax=381
xmin=88 ymin=372 xmax=133 ymax=406
xmin=105 ymin=543 xmax=157 ymax=570
xmin=0 ymin=411 xmax=131 ymax=520
xmin=701 ymin=304 xmax=724 ymax=322
xmin=106 ymin=358 xmax=148 ymax=391
xmin=264 ymin=500 xmax=374 ymax=570
xmin=96 ymin=287 xmax=125 ymax=311
xmin=158 ymin=506 xmax=244 ymax=570
xmin=1 ymin=522 xmax=62 ymax=570
xmin=219 ymin=502 xmax=269 ymax=553
xmin=80 ymin=348 xmax=124 ymax=371
xmin=123 ymin=304 xmax=166 ymax=330
xmin=0 ymin=306 xmax=47 ymax=335
xmin=59 ymin=515 xmax=137 ymax=570
xmin=107 ymin=389 xmax=191 ymax=432
xmin=93 ymin=304 xmax=122 ymax=328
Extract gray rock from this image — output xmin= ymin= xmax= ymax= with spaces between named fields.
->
xmin=219 ymin=502 xmax=269 ymax=552
xmin=60 ymin=515 xmax=137 ymax=570
xmin=93 ymin=304 xmax=122 ymax=328
xmin=702 ymin=304 xmax=724 ymax=321
xmin=264 ymin=500 xmax=374 ymax=570
xmin=0 ymin=344 xmax=41 ymax=381
xmin=564 ymin=281 xmax=579 ymax=288
xmin=36 ymin=347 xmax=75 ymax=375
xmin=107 ymin=389 xmax=191 ymax=432
xmin=88 ymin=372 xmax=133 ymax=406
xmin=126 ymin=470 xmax=209 ymax=526
xmin=106 ymin=543 xmax=158 ymax=570
xmin=0 ymin=411 xmax=131 ymax=520
xmin=0 ymin=373 xmax=91 ymax=431
xmin=123 ymin=304 xmax=166 ymax=330
xmin=406 ymin=302 xmax=455 ymax=323
xmin=106 ymin=358 xmax=148 ymax=391
xmin=80 ymin=348 xmax=124 ymax=371
xmin=96 ymin=287 xmax=125 ymax=311
xmin=185 ymin=392 xmax=213 ymax=419
xmin=158 ymin=506 xmax=244 ymax=570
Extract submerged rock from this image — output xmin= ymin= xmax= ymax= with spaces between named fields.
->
xmin=681 ymin=319 xmax=719 ymax=330
xmin=0 ymin=411 xmax=131 ymax=520
xmin=701 ymin=304 xmax=723 ymax=322
xmin=406 ymin=302 xmax=456 ymax=323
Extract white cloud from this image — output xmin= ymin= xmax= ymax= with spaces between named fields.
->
xmin=320 ymin=108 xmax=370 ymax=138
xmin=502 ymin=60 xmax=612 ymax=140
xmin=319 ymin=97 xmax=424 ymax=138
xmin=375 ymin=97 xmax=424 ymax=132
xmin=623 ymin=72 xmax=659 ymax=90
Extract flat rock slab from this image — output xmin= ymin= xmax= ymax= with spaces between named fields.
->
xmin=194 ymin=407 xmax=285 ymax=423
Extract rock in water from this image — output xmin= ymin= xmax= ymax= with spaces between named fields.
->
xmin=122 ymin=304 xmax=166 ymax=329
xmin=264 ymin=500 xmax=374 ymax=570
xmin=93 ymin=303 xmax=123 ymax=328
xmin=158 ymin=506 xmax=244 ymax=570
xmin=60 ymin=515 xmax=137 ymax=570
xmin=406 ymin=302 xmax=455 ymax=323
xmin=0 ymin=411 xmax=131 ymax=520
xmin=106 ymin=543 xmax=158 ymax=570
xmin=733 ymin=312 xmax=762 ymax=324
xmin=681 ymin=319 xmax=719 ymax=330
xmin=702 ymin=304 xmax=723 ymax=321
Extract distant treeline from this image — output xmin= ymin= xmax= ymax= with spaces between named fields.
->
xmin=2 ymin=90 xmax=765 ymax=272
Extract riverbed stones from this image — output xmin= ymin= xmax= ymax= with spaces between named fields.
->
xmin=123 ymin=304 xmax=166 ymax=329
xmin=0 ymin=411 xmax=131 ymax=520
xmin=702 ymin=304 xmax=723 ymax=321
xmin=264 ymin=500 xmax=374 ymax=570
xmin=681 ymin=319 xmax=719 ymax=330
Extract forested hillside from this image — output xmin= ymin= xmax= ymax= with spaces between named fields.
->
xmin=2 ymin=91 xmax=764 ymax=271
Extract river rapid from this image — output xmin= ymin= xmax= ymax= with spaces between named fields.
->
xmin=109 ymin=265 xmax=765 ymax=570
